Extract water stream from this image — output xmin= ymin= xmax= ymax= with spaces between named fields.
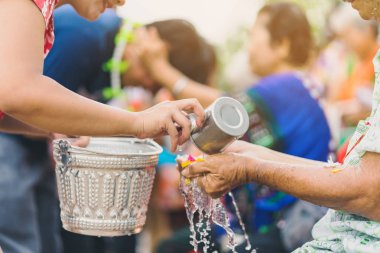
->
xmin=179 ymin=155 xmax=256 ymax=253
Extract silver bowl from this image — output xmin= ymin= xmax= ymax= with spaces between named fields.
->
xmin=53 ymin=137 xmax=162 ymax=237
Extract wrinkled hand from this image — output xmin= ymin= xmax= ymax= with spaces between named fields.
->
xmin=224 ymin=140 xmax=252 ymax=153
xmin=225 ymin=140 xmax=268 ymax=158
xmin=178 ymin=153 xmax=250 ymax=199
xmin=134 ymin=27 xmax=170 ymax=77
xmin=135 ymin=99 xmax=204 ymax=152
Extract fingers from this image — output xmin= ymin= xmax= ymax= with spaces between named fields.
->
xmin=136 ymin=27 xmax=165 ymax=52
xmin=166 ymin=120 xmax=179 ymax=153
xmin=147 ymin=27 xmax=160 ymax=41
xmin=134 ymin=27 xmax=148 ymax=42
xmin=147 ymin=27 xmax=166 ymax=49
xmin=198 ymin=175 xmax=227 ymax=199
xmin=182 ymin=162 xmax=209 ymax=178
xmin=52 ymin=134 xmax=89 ymax=148
xmin=172 ymin=111 xmax=191 ymax=145
xmin=134 ymin=28 xmax=150 ymax=55
xmin=148 ymin=100 xmax=203 ymax=147
xmin=198 ymin=176 xmax=206 ymax=191
xmin=73 ymin=136 xmax=90 ymax=148
xmin=163 ymin=99 xmax=203 ymax=147
xmin=137 ymin=27 xmax=158 ymax=41
xmin=173 ymin=99 xmax=205 ymax=127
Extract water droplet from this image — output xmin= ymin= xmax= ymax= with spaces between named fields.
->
xmin=179 ymin=155 xmax=245 ymax=253
xmin=228 ymin=192 xmax=252 ymax=251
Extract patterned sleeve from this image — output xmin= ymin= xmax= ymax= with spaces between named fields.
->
xmin=31 ymin=0 xmax=56 ymax=56
xmin=358 ymin=105 xmax=380 ymax=155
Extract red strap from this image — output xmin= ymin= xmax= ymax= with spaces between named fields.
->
xmin=337 ymin=140 xmax=350 ymax=163
xmin=0 ymin=111 xmax=4 ymax=120
xmin=344 ymin=122 xmax=371 ymax=160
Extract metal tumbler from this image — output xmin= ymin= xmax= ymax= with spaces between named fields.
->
xmin=190 ymin=97 xmax=249 ymax=154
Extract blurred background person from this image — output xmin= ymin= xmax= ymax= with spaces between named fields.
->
xmin=310 ymin=3 xmax=379 ymax=162
xmin=138 ymin=2 xmax=331 ymax=252
xmin=180 ymin=1 xmax=380 ymax=252
xmin=330 ymin=4 xmax=378 ymax=106
xmin=1 ymin=0 xmax=365 ymax=252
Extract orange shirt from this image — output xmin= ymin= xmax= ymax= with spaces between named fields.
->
xmin=338 ymin=46 xmax=379 ymax=100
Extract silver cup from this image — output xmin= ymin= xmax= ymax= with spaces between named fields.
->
xmin=190 ymin=97 xmax=249 ymax=154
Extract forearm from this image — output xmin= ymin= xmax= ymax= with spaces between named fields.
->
xmin=231 ymin=142 xmax=327 ymax=166
xmin=246 ymin=155 xmax=379 ymax=219
xmin=0 ymin=0 xmax=139 ymax=137
xmin=252 ymin=144 xmax=327 ymax=166
xmin=1 ymin=74 xmax=138 ymax=136
xmin=0 ymin=114 xmax=49 ymax=137
xmin=152 ymin=61 xmax=221 ymax=108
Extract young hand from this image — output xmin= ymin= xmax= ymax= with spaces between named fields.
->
xmin=134 ymin=99 xmax=204 ymax=152
xmin=52 ymin=133 xmax=90 ymax=147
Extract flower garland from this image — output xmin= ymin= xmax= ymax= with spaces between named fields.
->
xmin=102 ymin=19 xmax=142 ymax=100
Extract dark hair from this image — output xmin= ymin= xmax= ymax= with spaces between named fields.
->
xmin=259 ymin=3 xmax=312 ymax=66
xmin=146 ymin=19 xmax=216 ymax=84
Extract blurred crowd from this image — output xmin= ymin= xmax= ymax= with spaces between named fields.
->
xmin=0 ymin=1 xmax=378 ymax=253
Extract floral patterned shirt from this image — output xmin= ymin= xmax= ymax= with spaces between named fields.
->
xmin=294 ymin=50 xmax=380 ymax=253
xmin=32 ymin=0 xmax=58 ymax=56
xmin=0 ymin=0 xmax=58 ymax=120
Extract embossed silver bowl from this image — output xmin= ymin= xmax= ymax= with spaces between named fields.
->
xmin=53 ymin=137 xmax=162 ymax=237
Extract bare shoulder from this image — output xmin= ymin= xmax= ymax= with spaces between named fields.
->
xmin=0 ymin=0 xmax=44 ymax=18
xmin=0 ymin=0 xmax=46 ymax=110
xmin=0 ymin=0 xmax=45 ymax=75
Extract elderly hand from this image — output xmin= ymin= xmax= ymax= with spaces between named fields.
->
xmin=179 ymin=152 xmax=251 ymax=198
xmin=135 ymin=99 xmax=204 ymax=152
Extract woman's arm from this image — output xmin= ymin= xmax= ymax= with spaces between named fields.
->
xmin=224 ymin=141 xmax=328 ymax=166
xmin=183 ymin=141 xmax=380 ymax=220
xmin=0 ymin=0 xmax=204 ymax=151
xmin=0 ymin=0 xmax=137 ymax=136
xmin=244 ymin=152 xmax=380 ymax=220
xmin=149 ymin=61 xmax=221 ymax=108
xmin=0 ymin=115 xmax=49 ymax=137
xmin=136 ymin=28 xmax=221 ymax=108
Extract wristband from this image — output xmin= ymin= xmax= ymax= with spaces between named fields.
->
xmin=172 ymin=76 xmax=189 ymax=98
